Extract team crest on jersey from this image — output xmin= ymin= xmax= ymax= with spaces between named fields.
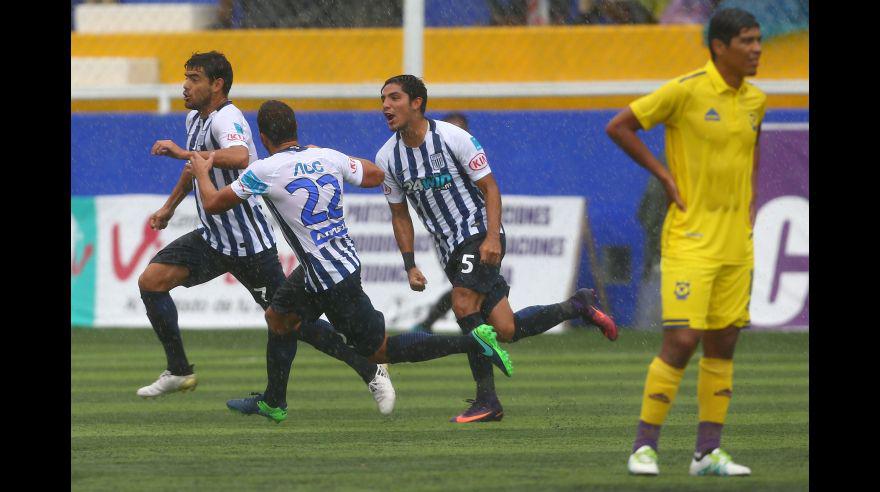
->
xmin=749 ymin=112 xmax=758 ymax=131
xmin=468 ymin=152 xmax=488 ymax=171
xmin=704 ymin=108 xmax=721 ymax=122
xmin=429 ymin=152 xmax=446 ymax=171
xmin=674 ymin=281 xmax=690 ymax=300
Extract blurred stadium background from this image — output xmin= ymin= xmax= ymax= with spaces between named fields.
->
xmin=70 ymin=0 xmax=808 ymax=332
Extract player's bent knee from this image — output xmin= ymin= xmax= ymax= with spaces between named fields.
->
xmin=139 ymin=263 xmax=186 ymax=292
xmin=265 ymin=308 xmax=294 ymax=336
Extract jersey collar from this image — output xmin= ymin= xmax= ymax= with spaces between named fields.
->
xmin=705 ymin=60 xmax=747 ymax=95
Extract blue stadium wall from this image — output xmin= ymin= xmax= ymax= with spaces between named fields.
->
xmin=71 ymin=109 xmax=808 ymax=326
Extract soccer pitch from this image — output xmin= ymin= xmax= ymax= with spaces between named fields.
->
xmin=72 ymin=328 xmax=808 ymax=491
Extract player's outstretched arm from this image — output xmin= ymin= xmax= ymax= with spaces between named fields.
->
xmin=190 ymin=146 xmax=250 ymax=170
xmin=354 ymin=158 xmax=385 ymax=188
xmin=151 ymin=139 xmax=190 ymax=160
xmin=606 ymin=107 xmax=685 ymax=211
xmin=150 ymin=166 xmax=194 ymax=230
xmin=475 ymin=174 xmax=503 ymax=266
xmin=190 ymin=152 xmax=245 ymax=214
xmin=389 ymin=201 xmax=426 ymax=291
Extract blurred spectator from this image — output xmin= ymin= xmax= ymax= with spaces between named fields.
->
xmin=577 ymin=0 xmax=656 ymax=24
xmin=219 ymin=0 xmax=403 ymax=29
xmin=712 ymin=0 xmax=807 ymax=38
xmin=488 ymin=0 xmax=570 ymax=25
xmin=634 ymin=175 xmax=666 ymax=329
xmin=659 ymin=0 xmax=721 ymax=24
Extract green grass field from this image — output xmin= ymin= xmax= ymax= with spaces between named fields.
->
xmin=71 ymin=328 xmax=808 ymax=491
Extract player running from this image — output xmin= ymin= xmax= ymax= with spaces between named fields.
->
xmin=136 ymin=51 xmax=296 ymax=402
xmin=376 ymin=75 xmax=618 ymax=423
xmin=191 ymin=100 xmax=514 ymax=423
xmin=606 ymin=8 xmax=764 ymax=477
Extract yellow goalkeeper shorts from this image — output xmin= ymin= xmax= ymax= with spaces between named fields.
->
xmin=660 ymin=257 xmax=752 ymax=330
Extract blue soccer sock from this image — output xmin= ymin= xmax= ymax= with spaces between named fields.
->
xmin=385 ymin=331 xmax=476 ymax=363
xmin=263 ymin=328 xmax=297 ymax=409
xmin=457 ymin=312 xmax=497 ymax=403
xmin=510 ymin=302 xmax=578 ymax=342
xmin=140 ymin=290 xmax=191 ymax=375
xmin=297 ymin=319 xmax=377 ymax=384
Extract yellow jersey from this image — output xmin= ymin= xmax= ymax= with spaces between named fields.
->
xmin=630 ymin=60 xmax=767 ymax=264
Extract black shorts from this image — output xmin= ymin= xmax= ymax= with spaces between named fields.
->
xmin=149 ymin=229 xmax=285 ymax=309
xmin=271 ymin=269 xmax=385 ymax=358
xmin=444 ymin=233 xmax=511 ymax=319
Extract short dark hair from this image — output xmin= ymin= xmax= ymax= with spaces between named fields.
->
xmin=707 ymin=8 xmax=760 ymax=61
xmin=257 ymin=100 xmax=298 ymax=146
xmin=185 ymin=51 xmax=233 ymax=96
xmin=443 ymin=112 xmax=469 ymax=132
xmin=382 ymin=74 xmax=428 ymax=114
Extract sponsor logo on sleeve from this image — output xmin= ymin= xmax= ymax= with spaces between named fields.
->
xmin=234 ymin=122 xmax=244 ymax=134
xmin=225 ymin=132 xmax=247 ymax=143
xmin=383 ymin=183 xmax=392 ymax=195
xmin=349 ymin=158 xmax=359 ymax=174
xmin=468 ymin=152 xmax=488 ymax=171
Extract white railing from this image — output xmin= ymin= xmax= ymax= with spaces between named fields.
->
xmin=71 ymin=79 xmax=809 ymax=114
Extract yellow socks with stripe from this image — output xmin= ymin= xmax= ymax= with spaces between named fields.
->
xmin=697 ymin=357 xmax=733 ymax=423
xmin=639 ymin=357 xmax=686 ymax=425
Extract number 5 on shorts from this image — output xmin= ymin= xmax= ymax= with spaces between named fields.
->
xmin=461 ymin=254 xmax=475 ymax=274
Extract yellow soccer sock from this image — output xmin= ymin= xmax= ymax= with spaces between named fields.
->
xmin=639 ymin=356 xmax=686 ymax=426
xmin=697 ymin=357 xmax=734 ymax=424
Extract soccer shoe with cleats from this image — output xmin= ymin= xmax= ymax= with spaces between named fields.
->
xmin=226 ymin=392 xmax=288 ymax=424
xmin=570 ymin=289 xmax=618 ymax=341
xmin=449 ymin=398 xmax=504 ymax=423
xmin=689 ymin=448 xmax=751 ymax=477
xmin=137 ymin=368 xmax=198 ymax=398
xmin=367 ymin=364 xmax=396 ymax=415
xmin=628 ymin=445 xmax=660 ymax=475
xmin=471 ymin=324 xmax=514 ymax=377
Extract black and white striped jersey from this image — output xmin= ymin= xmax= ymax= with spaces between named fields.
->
xmin=184 ymin=101 xmax=276 ymax=256
xmin=231 ymin=146 xmax=365 ymax=293
xmin=376 ymin=118 xmax=500 ymax=266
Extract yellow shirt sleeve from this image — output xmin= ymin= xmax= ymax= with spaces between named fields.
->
xmin=629 ymin=79 xmax=689 ymax=131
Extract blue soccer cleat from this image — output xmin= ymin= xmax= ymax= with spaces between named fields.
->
xmin=226 ymin=392 xmax=287 ymax=424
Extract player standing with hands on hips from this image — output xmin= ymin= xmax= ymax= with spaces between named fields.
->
xmin=376 ymin=75 xmax=618 ymax=423
xmin=606 ymin=8 xmax=765 ymax=477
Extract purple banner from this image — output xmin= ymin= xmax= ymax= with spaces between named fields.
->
xmin=751 ymin=125 xmax=809 ymax=330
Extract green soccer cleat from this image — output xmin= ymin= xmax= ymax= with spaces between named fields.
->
xmin=471 ymin=324 xmax=514 ymax=377
xmin=256 ymin=400 xmax=288 ymax=424
xmin=628 ymin=445 xmax=660 ymax=475
xmin=689 ymin=448 xmax=751 ymax=477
